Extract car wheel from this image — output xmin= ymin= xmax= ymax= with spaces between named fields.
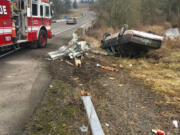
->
xmin=103 ymin=33 xmax=111 ymax=40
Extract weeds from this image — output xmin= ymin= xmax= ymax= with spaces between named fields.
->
xmin=116 ymin=39 xmax=180 ymax=108
xmin=25 ymin=80 xmax=85 ymax=135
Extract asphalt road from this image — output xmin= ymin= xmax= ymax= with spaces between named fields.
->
xmin=52 ymin=10 xmax=95 ymax=35
xmin=0 ymin=10 xmax=95 ymax=135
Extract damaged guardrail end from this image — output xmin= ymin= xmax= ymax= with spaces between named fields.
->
xmin=81 ymin=92 xmax=105 ymax=135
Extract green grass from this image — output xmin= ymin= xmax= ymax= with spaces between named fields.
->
xmin=25 ymin=80 xmax=82 ymax=135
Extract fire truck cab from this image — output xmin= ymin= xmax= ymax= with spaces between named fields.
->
xmin=0 ymin=0 xmax=52 ymax=51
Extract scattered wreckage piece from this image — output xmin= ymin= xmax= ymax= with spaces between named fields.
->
xmin=152 ymin=129 xmax=165 ymax=135
xmin=172 ymin=120 xmax=179 ymax=128
xmin=48 ymin=41 xmax=91 ymax=60
xmin=163 ymin=28 xmax=180 ymax=39
xmin=75 ymin=57 xmax=82 ymax=67
xmin=81 ymin=94 xmax=105 ymax=135
xmin=90 ymin=49 xmax=114 ymax=56
xmin=65 ymin=60 xmax=74 ymax=66
xmin=96 ymin=63 xmax=119 ymax=72
xmin=69 ymin=32 xmax=79 ymax=45
xmin=80 ymin=125 xmax=88 ymax=132
xmin=101 ymin=25 xmax=164 ymax=57
xmin=48 ymin=32 xmax=91 ymax=68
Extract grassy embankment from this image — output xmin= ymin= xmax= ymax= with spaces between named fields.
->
xmin=83 ymin=24 xmax=180 ymax=108
xmin=25 ymin=80 xmax=85 ymax=135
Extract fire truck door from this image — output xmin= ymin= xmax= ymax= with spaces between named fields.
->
xmin=0 ymin=0 xmax=12 ymax=46
xmin=44 ymin=5 xmax=50 ymax=26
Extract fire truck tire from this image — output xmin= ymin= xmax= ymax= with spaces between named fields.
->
xmin=38 ymin=30 xmax=47 ymax=48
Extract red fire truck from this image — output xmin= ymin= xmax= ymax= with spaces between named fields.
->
xmin=0 ymin=0 xmax=52 ymax=52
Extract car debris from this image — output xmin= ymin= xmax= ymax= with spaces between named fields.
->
xmin=69 ymin=32 xmax=79 ymax=45
xmin=105 ymin=122 xmax=110 ymax=127
xmin=81 ymin=92 xmax=105 ymax=135
xmin=173 ymin=120 xmax=179 ymax=128
xmin=74 ymin=57 xmax=82 ymax=67
xmin=73 ymin=77 xmax=79 ymax=81
xmin=48 ymin=41 xmax=91 ymax=60
xmin=44 ymin=58 xmax=52 ymax=61
xmin=101 ymin=24 xmax=164 ymax=57
xmin=48 ymin=32 xmax=92 ymax=68
xmin=49 ymin=85 xmax=53 ymax=88
xmin=90 ymin=49 xmax=113 ymax=56
xmin=164 ymin=28 xmax=180 ymax=39
xmin=96 ymin=63 xmax=119 ymax=72
xmin=119 ymin=64 xmax=124 ymax=68
xmin=129 ymin=64 xmax=133 ymax=67
xmin=81 ymin=90 xmax=90 ymax=96
xmin=152 ymin=129 xmax=165 ymax=135
xmin=64 ymin=60 xmax=74 ymax=66
xmin=118 ymin=84 xmax=124 ymax=87
xmin=79 ymin=125 xmax=88 ymax=132
xmin=109 ymin=77 xmax=115 ymax=80
xmin=91 ymin=50 xmax=108 ymax=56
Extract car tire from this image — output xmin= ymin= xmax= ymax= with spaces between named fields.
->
xmin=103 ymin=33 xmax=111 ymax=40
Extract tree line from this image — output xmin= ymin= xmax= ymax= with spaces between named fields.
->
xmin=94 ymin=0 xmax=180 ymax=28
xmin=52 ymin=0 xmax=71 ymax=16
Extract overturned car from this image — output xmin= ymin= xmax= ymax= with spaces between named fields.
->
xmin=101 ymin=25 xmax=164 ymax=57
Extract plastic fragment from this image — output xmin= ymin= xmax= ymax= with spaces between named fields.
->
xmin=80 ymin=125 xmax=88 ymax=132
xmin=105 ymin=123 xmax=110 ymax=127
xmin=173 ymin=120 xmax=178 ymax=128
xmin=152 ymin=129 xmax=165 ymax=135
xmin=109 ymin=77 xmax=115 ymax=80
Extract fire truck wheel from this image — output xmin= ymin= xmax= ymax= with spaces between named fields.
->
xmin=38 ymin=30 xmax=47 ymax=48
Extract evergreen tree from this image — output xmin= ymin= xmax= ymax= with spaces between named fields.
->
xmin=52 ymin=0 xmax=71 ymax=16
xmin=73 ymin=0 xmax=78 ymax=9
